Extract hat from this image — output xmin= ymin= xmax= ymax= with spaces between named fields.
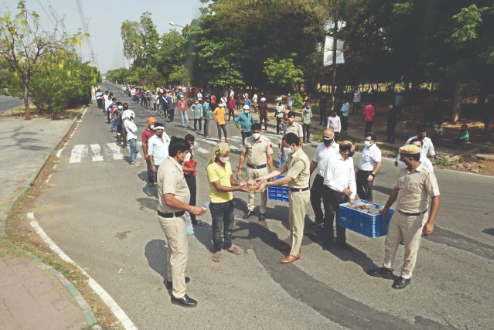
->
xmin=399 ymin=145 xmax=421 ymax=155
xmin=154 ymin=122 xmax=164 ymax=130
xmin=147 ymin=117 xmax=156 ymax=125
xmin=243 ymin=105 xmax=250 ymax=110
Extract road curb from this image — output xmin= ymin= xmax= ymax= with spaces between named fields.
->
xmin=32 ymin=255 xmax=98 ymax=327
xmin=0 ymin=104 xmax=87 ymax=237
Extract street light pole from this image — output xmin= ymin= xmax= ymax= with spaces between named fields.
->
xmin=331 ymin=0 xmax=339 ymax=110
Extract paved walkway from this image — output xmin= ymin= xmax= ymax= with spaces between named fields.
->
xmin=0 ymin=257 xmax=86 ymax=330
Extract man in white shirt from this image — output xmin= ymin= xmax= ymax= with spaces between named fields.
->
xmin=353 ymin=89 xmax=361 ymax=113
xmin=124 ymin=111 xmax=139 ymax=166
xmin=409 ymin=138 xmax=434 ymax=172
xmin=287 ymin=93 xmax=294 ymax=110
xmin=147 ymin=122 xmax=171 ymax=174
xmin=309 ymin=129 xmax=339 ymax=229
xmin=252 ymin=93 xmax=258 ymax=111
xmin=395 ymin=126 xmax=438 ymax=167
xmin=322 ymin=141 xmax=357 ymax=251
xmin=356 ymin=133 xmax=382 ymax=202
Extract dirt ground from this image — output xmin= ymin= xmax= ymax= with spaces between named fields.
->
xmin=436 ymin=154 xmax=494 ymax=176
xmin=0 ymin=104 xmax=82 ymax=120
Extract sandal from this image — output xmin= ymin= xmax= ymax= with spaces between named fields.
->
xmin=212 ymin=253 xmax=221 ymax=262
xmin=225 ymin=247 xmax=241 ymax=255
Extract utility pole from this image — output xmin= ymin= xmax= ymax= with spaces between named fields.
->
xmin=331 ymin=0 xmax=339 ymax=110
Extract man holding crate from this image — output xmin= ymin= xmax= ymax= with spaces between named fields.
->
xmin=237 ymin=123 xmax=274 ymax=221
xmin=256 ymin=133 xmax=311 ymax=264
xmin=368 ymin=144 xmax=440 ymax=290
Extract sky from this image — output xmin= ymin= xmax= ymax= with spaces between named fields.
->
xmin=3 ymin=0 xmax=204 ymax=74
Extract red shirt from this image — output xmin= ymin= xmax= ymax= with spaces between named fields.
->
xmin=184 ymin=155 xmax=196 ymax=176
xmin=363 ymin=104 xmax=375 ymax=121
xmin=425 ymin=97 xmax=436 ymax=110
xmin=211 ymin=95 xmax=216 ymax=104
xmin=141 ymin=127 xmax=155 ymax=154
xmin=227 ymin=99 xmax=235 ymax=110
xmin=178 ymin=100 xmax=188 ymax=111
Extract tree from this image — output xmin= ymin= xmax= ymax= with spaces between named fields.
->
xmin=0 ymin=0 xmax=86 ymax=120
xmin=264 ymin=57 xmax=304 ymax=91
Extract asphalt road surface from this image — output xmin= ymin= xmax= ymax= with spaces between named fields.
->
xmin=0 ymin=95 xmax=24 ymax=113
xmin=32 ymin=82 xmax=494 ymax=330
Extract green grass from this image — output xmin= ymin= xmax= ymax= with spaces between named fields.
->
xmin=434 ymin=156 xmax=451 ymax=166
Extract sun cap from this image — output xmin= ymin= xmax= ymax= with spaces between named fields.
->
xmin=243 ymin=105 xmax=250 ymax=110
xmin=399 ymin=145 xmax=421 ymax=155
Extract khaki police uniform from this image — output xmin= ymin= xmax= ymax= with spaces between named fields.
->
xmin=157 ymin=157 xmax=191 ymax=299
xmin=284 ymin=148 xmax=311 ymax=256
xmin=283 ymin=122 xmax=303 ymax=138
xmin=383 ymin=163 xmax=440 ymax=279
xmin=242 ymin=136 xmax=273 ymax=214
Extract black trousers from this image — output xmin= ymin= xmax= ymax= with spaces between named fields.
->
xmin=424 ymin=110 xmax=434 ymax=127
xmin=353 ymin=102 xmax=360 ymax=113
xmin=310 ymin=175 xmax=325 ymax=225
xmin=228 ymin=109 xmax=235 ymax=121
xmin=97 ymin=99 xmax=102 ymax=109
xmin=276 ymin=117 xmax=282 ymax=134
xmin=319 ymin=109 xmax=326 ymax=125
xmin=356 ymin=170 xmax=374 ymax=202
xmin=185 ymin=175 xmax=198 ymax=223
xmin=322 ymin=186 xmax=348 ymax=245
xmin=241 ymin=130 xmax=252 ymax=142
xmin=365 ymin=121 xmax=373 ymax=134
xmin=303 ymin=123 xmax=310 ymax=141
xmin=259 ymin=115 xmax=268 ymax=129
xmin=387 ymin=121 xmax=396 ymax=143
xmin=341 ymin=116 xmax=348 ymax=131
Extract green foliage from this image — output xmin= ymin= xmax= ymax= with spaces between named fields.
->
xmin=434 ymin=156 xmax=451 ymax=166
xmin=293 ymin=93 xmax=304 ymax=109
xmin=264 ymin=57 xmax=304 ymax=89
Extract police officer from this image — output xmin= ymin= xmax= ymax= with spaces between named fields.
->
xmin=368 ymin=145 xmax=440 ymax=290
xmin=237 ymin=123 xmax=274 ymax=221
xmin=157 ymin=137 xmax=206 ymax=307
xmin=256 ymin=133 xmax=311 ymax=264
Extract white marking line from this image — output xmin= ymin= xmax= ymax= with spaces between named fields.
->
xmin=200 ymin=138 xmax=240 ymax=151
xmin=56 ymin=149 xmax=64 ymax=158
xmin=107 ymin=143 xmax=124 ymax=160
xmin=45 ymin=174 xmax=52 ymax=183
xmin=28 ymin=213 xmax=137 ymax=330
xmin=69 ymin=145 xmax=88 ymax=163
xmin=90 ymin=144 xmax=104 ymax=162
xmin=228 ymin=136 xmax=242 ymax=140
xmin=194 ymin=143 xmax=208 ymax=154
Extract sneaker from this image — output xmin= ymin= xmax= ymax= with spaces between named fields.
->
xmin=131 ymin=162 xmax=135 ymax=166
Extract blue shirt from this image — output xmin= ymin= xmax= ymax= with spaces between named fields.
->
xmin=341 ymin=102 xmax=350 ymax=117
xmin=244 ymin=99 xmax=251 ymax=107
xmin=235 ymin=112 xmax=255 ymax=132
xmin=106 ymin=103 xmax=116 ymax=112
xmin=395 ymin=95 xmax=404 ymax=106
xmin=203 ymin=102 xmax=210 ymax=116
xmin=191 ymin=103 xmax=203 ymax=119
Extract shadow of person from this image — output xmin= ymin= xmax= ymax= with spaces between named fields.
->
xmin=372 ymin=185 xmax=392 ymax=195
xmin=193 ymin=222 xmax=215 ymax=253
xmin=144 ymin=239 xmax=168 ymax=286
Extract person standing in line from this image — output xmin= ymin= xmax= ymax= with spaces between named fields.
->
xmin=121 ymin=103 xmax=130 ymax=150
xmin=327 ymin=109 xmax=341 ymax=142
xmin=147 ymin=122 xmax=170 ymax=175
xmin=124 ymin=111 xmax=139 ymax=166
xmin=257 ymin=97 xmax=269 ymax=130
xmin=302 ymin=101 xmax=313 ymax=143
xmin=395 ymin=90 xmax=404 ymax=116
xmin=309 ymin=129 xmax=339 ymax=230
xmin=237 ymin=123 xmax=274 ymax=221
xmin=167 ymin=93 xmax=175 ymax=123
xmin=116 ymin=104 xmax=124 ymax=144
xmin=178 ymin=95 xmax=190 ymax=128
xmin=203 ymin=97 xmax=211 ymax=138
xmin=106 ymin=97 xmax=117 ymax=124
xmin=110 ymin=102 xmax=121 ymax=134
xmin=363 ymin=102 xmax=375 ymax=133
xmin=353 ymin=89 xmax=361 ymax=113
xmin=321 ymin=141 xmax=357 ymax=251
xmin=319 ymin=95 xmax=328 ymax=126
xmin=227 ymin=96 xmax=236 ymax=121
xmin=424 ymin=94 xmax=436 ymax=128
xmin=191 ymin=99 xmax=203 ymax=133
xmin=275 ymin=98 xmax=285 ymax=135
xmin=102 ymin=91 xmax=109 ymax=114
xmin=212 ymin=102 xmax=228 ymax=143
xmin=340 ymin=98 xmax=350 ymax=131
xmin=182 ymin=134 xmax=205 ymax=227
xmin=235 ymin=105 xmax=255 ymax=142
xmin=96 ymin=89 xmax=103 ymax=109
xmin=395 ymin=126 xmax=439 ymax=167
xmin=256 ymin=133 xmax=311 ymax=263
xmin=356 ymin=133 xmax=382 ymax=202
xmin=287 ymin=92 xmax=294 ymax=110
xmin=384 ymin=103 xmax=399 ymax=144
xmin=157 ymin=93 xmax=165 ymax=117
xmin=368 ymin=144 xmax=440 ymax=290
xmin=154 ymin=93 xmax=159 ymax=112
xmin=206 ymin=143 xmax=249 ymax=262
xmin=158 ymin=137 xmax=206 ymax=307
xmin=142 ymin=117 xmax=156 ymax=187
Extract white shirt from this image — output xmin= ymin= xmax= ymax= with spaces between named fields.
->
xmin=324 ymin=153 xmax=357 ymax=199
xmin=313 ymin=142 xmax=340 ymax=178
xmin=147 ymin=133 xmax=170 ymax=166
xmin=252 ymin=94 xmax=258 ymax=102
xmin=353 ymin=91 xmax=361 ymax=103
xmin=421 ymin=156 xmax=434 ymax=172
xmin=124 ymin=119 xmax=137 ymax=140
xmin=396 ymin=136 xmax=436 ymax=162
xmin=359 ymin=143 xmax=382 ymax=171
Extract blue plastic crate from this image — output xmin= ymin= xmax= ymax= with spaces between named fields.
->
xmin=267 ymin=175 xmax=290 ymax=202
xmin=338 ymin=200 xmax=394 ymax=238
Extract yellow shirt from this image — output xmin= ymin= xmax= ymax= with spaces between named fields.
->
xmin=207 ymin=161 xmax=233 ymax=203
xmin=213 ymin=107 xmax=226 ymax=125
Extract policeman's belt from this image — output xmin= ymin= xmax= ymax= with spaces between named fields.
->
xmin=247 ymin=163 xmax=267 ymax=169
xmin=290 ymin=187 xmax=309 ymax=192
xmin=398 ymin=210 xmax=427 ymax=216
xmin=158 ymin=210 xmax=185 ymax=218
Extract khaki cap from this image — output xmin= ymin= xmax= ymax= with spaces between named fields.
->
xmin=399 ymin=145 xmax=421 ymax=155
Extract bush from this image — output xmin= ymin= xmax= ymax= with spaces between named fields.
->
xmin=434 ymin=156 xmax=451 ymax=166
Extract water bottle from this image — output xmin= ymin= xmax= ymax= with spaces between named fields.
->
xmin=185 ymin=212 xmax=194 ymax=236
xmin=202 ymin=202 xmax=210 ymax=211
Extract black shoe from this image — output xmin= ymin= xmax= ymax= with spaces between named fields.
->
xmin=322 ymin=242 xmax=332 ymax=251
xmin=171 ymin=294 xmax=197 ymax=307
xmin=336 ymin=241 xmax=353 ymax=251
xmin=243 ymin=211 xmax=254 ymax=219
xmin=310 ymin=222 xmax=323 ymax=230
xmin=367 ymin=267 xmax=393 ymax=279
xmin=392 ymin=276 xmax=411 ymax=289
xmin=166 ymin=277 xmax=190 ymax=289
xmin=259 ymin=214 xmax=266 ymax=222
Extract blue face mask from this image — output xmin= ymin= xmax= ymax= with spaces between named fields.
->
xmin=323 ymin=138 xmax=333 ymax=145
xmin=348 ymin=151 xmax=356 ymax=157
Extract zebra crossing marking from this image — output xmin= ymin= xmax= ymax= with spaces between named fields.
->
xmin=69 ymin=145 xmax=88 ymax=163
xmin=90 ymin=144 xmax=104 ymax=162
xmin=107 ymin=143 xmax=124 ymax=160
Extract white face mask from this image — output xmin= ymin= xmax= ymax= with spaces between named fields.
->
xmin=244 ymin=110 xmax=249 ymax=114
xmin=284 ymin=147 xmax=294 ymax=155
xmin=219 ymin=156 xmax=229 ymax=163
xmin=252 ymin=133 xmax=260 ymax=140
xmin=117 ymin=105 xmax=123 ymax=109
xmin=364 ymin=140 xmax=372 ymax=148
xmin=184 ymin=153 xmax=191 ymax=162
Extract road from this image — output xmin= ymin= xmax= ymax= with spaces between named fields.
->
xmin=31 ymin=82 xmax=494 ymax=330
xmin=0 ymin=95 xmax=24 ymax=113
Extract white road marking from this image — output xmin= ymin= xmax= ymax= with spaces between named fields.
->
xmin=45 ymin=174 xmax=52 ymax=183
xmin=194 ymin=143 xmax=209 ymax=154
xmin=228 ymin=136 xmax=242 ymax=140
xmin=69 ymin=145 xmax=88 ymax=163
xmin=107 ymin=143 xmax=124 ymax=160
xmin=90 ymin=144 xmax=104 ymax=162
xmin=137 ymin=142 xmax=143 ymax=159
xmin=28 ymin=213 xmax=137 ymax=330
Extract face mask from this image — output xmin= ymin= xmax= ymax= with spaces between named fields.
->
xmin=389 ymin=105 xmax=393 ymax=108
xmin=118 ymin=106 xmax=123 ymax=109
xmin=348 ymin=151 xmax=356 ymax=157
xmin=288 ymin=94 xmax=291 ymax=96
xmin=184 ymin=153 xmax=191 ymax=162
xmin=364 ymin=141 xmax=372 ymax=147
xmin=244 ymin=110 xmax=249 ymax=114
xmin=284 ymin=147 xmax=294 ymax=155
xmin=219 ymin=156 xmax=229 ymax=163
xmin=150 ymin=125 xmax=154 ymax=129
xmin=156 ymin=131 xmax=163 ymax=137
xmin=252 ymin=133 xmax=260 ymax=140
xmin=323 ymin=138 xmax=333 ymax=145
xmin=289 ymin=118 xmax=294 ymax=123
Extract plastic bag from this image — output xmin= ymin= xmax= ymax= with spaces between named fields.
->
xmin=185 ymin=212 xmax=194 ymax=236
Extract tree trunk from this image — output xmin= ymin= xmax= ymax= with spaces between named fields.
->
xmin=24 ymin=81 xmax=31 ymax=121
xmin=452 ymin=80 xmax=463 ymax=122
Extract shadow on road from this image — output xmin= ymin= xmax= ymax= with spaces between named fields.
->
xmin=372 ymin=185 xmax=393 ymax=195
xmin=144 ymin=239 xmax=168 ymax=286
